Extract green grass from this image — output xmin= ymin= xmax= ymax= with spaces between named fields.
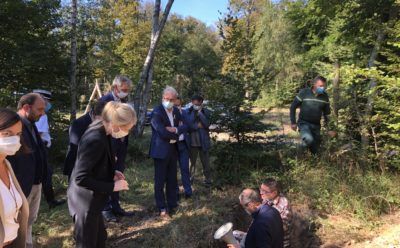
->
xmin=33 ymin=122 xmax=400 ymax=247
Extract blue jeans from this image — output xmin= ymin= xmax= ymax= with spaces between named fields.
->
xmin=176 ymin=142 xmax=192 ymax=196
xmin=298 ymin=120 xmax=321 ymax=154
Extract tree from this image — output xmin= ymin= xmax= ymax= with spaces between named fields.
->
xmin=69 ymin=0 xmax=78 ymax=121
xmin=132 ymin=0 xmax=175 ymax=137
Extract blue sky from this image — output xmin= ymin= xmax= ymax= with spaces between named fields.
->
xmin=169 ymin=0 xmax=229 ymax=26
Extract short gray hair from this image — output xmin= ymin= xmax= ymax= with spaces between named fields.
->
xmin=162 ymin=86 xmax=178 ymax=97
xmin=239 ymin=188 xmax=262 ymax=205
xmin=112 ymin=75 xmax=132 ymax=88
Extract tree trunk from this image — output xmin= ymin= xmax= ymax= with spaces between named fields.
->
xmin=69 ymin=0 xmax=78 ymax=122
xmin=332 ymin=60 xmax=340 ymax=120
xmin=361 ymin=29 xmax=385 ymax=148
xmin=132 ymin=0 xmax=174 ymax=137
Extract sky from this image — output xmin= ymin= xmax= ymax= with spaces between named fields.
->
xmin=169 ymin=0 xmax=230 ymax=27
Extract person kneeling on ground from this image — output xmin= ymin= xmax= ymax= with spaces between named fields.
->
xmin=228 ymin=188 xmax=283 ymax=248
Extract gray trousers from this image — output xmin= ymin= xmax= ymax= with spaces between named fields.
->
xmin=26 ymin=184 xmax=42 ymax=248
xmin=189 ymin=147 xmax=211 ymax=183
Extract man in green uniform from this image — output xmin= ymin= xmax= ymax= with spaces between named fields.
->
xmin=290 ymin=76 xmax=335 ymax=154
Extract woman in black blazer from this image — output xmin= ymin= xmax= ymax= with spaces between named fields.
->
xmin=67 ymin=102 xmax=136 ymax=248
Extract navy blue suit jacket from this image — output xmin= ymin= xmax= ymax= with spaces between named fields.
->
xmin=8 ymin=118 xmax=48 ymax=197
xmin=99 ymin=92 xmax=129 ymax=172
xmin=245 ymin=204 xmax=284 ymax=248
xmin=149 ymin=105 xmax=187 ymax=159
xmin=63 ymin=112 xmax=92 ymax=177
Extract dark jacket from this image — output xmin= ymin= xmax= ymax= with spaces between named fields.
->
xmin=67 ymin=122 xmax=115 ymax=215
xmin=245 ymin=204 xmax=284 ymax=248
xmin=99 ymin=92 xmax=129 ymax=171
xmin=63 ymin=112 xmax=92 ymax=177
xmin=186 ymin=107 xmax=211 ymax=151
xmin=149 ymin=104 xmax=187 ymax=159
xmin=290 ymin=87 xmax=331 ymax=126
xmin=8 ymin=117 xmax=48 ymax=197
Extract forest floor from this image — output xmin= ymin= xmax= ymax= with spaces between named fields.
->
xmin=34 ymin=108 xmax=400 ymax=248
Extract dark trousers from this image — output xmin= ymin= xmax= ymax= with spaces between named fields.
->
xmin=73 ymin=212 xmax=107 ymax=248
xmin=154 ymin=144 xmax=178 ymax=211
xmin=189 ymin=147 xmax=211 ymax=183
xmin=298 ymin=120 xmax=321 ymax=154
xmin=176 ymin=141 xmax=192 ymax=196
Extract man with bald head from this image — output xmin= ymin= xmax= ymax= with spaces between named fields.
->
xmin=228 ymin=188 xmax=284 ymax=248
xmin=8 ymin=93 xmax=49 ymax=247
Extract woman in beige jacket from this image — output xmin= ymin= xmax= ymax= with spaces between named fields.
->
xmin=0 ymin=108 xmax=29 ymax=248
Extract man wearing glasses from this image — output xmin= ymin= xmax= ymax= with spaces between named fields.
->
xmin=229 ymin=188 xmax=283 ymax=248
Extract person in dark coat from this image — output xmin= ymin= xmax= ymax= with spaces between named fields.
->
xmin=63 ymin=101 xmax=106 ymax=180
xmin=149 ymin=86 xmax=187 ymax=218
xmin=186 ymin=95 xmax=212 ymax=186
xmin=290 ymin=76 xmax=336 ymax=154
xmin=99 ymin=75 xmax=134 ymax=221
xmin=7 ymin=93 xmax=48 ymax=248
xmin=174 ymin=97 xmax=192 ymax=199
xmin=67 ymin=101 xmax=136 ymax=248
xmin=228 ymin=188 xmax=284 ymax=248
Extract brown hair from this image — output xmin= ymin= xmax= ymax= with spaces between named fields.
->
xmin=17 ymin=93 xmax=43 ymax=110
xmin=0 ymin=108 xmax=29 ymax=154
xmin=262 ymin=178 xmax=281 ymax=194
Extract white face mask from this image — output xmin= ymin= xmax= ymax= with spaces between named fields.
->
xmin=162 ymin=100 xmax=174 ymax=110
xmin=117 ymin=91 xmax=128 ymax=99
xmin=0 ymin=136 xmax=22 ymax=156
xmin=111 ymin=127 xmax=129 ymax=139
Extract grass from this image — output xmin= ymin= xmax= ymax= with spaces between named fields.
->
xmin=33 ymin=110 xmax=400 ymax=247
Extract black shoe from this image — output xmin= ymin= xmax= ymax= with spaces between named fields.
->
xmin=102 ymin=210 xmax=118 ymax=222
xmin=48 ymin=199 xmax=66 ymax=209
xmin=113 ymin=207 xmax=135 ymax=217
xmin=184 ymin=194 xmax=192 ymax=199
xmin=203 ymin=181 xmax=212 ymax=187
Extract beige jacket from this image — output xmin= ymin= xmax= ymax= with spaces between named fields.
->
xmin=0 ymin=160 xmax=29 ymax=248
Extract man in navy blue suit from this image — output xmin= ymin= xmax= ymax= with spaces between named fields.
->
xmin=228 ymin=188 xmax=284 ymax=248
xmin=149 ymin=86 xmax=187 ymax=218
xmin=174 ymin=96 xmax=192 ymax=199
xmin=63 ymin=101 xmax=106 ymax=180
xmin=99 ymin=75 xmax=134 ymax=221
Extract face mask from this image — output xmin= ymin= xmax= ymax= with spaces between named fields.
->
xmin=162 ymin=100 xmax=174 ymax=110
xmin=111 ymin=127 xmax=129 ymax=139
xmin=193 ymin=105 xmax=202 ymax=111
xmin=45 ymin=103 xmax=52 ymax=113
xmin=0 ymin=136 xmax=22 ymax=156
xmin=117 ymin=91 xmax=128 ymax=99
xmin=316 ymin=87 xmax=325 ymax=95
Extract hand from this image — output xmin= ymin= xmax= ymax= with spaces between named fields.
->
xmin=328 ymin=130 xmax=337 ymax=138
xmin=198 ymin=122 xmax=203 ymax=128
xmin=114 ymin=170 xmax=125 ymax=181
xmin=227 ymin=244 xmax=240 ymax=248
xmin=166 ymin=127 xmax=177 ymax=133
xmin=291 ymin=124 xmax=297 ymax=131
xmin=113 ymin=179 xmax=129 ymax=192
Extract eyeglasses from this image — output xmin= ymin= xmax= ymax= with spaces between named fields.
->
xmin=259 ymin=188 xmax=273 ymax=194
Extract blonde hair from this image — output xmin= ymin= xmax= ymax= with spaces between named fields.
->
xmin=102 ymin=101 xmax=137 ymax=127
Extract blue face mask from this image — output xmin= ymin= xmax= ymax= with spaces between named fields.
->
xmin=45 ymin=102 xmax=52 ymax=113
xmin=162 ymin=100 xmax=174 ymax=110
xmin=316 ymin=87 xmax=325 ymax=95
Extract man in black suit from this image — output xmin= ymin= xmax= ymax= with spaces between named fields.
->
xmin=149 ymin=86 xmax=187 ymax=218
xmin=63 ymin=101 xmax=106 ymax=180
xmin=99 ymin=75 xmax=134 ymax=221
xmin=8 ymin=93 xmax=48 ymax=248
xmin=228 ymin=188 xmax=284 ymax=248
